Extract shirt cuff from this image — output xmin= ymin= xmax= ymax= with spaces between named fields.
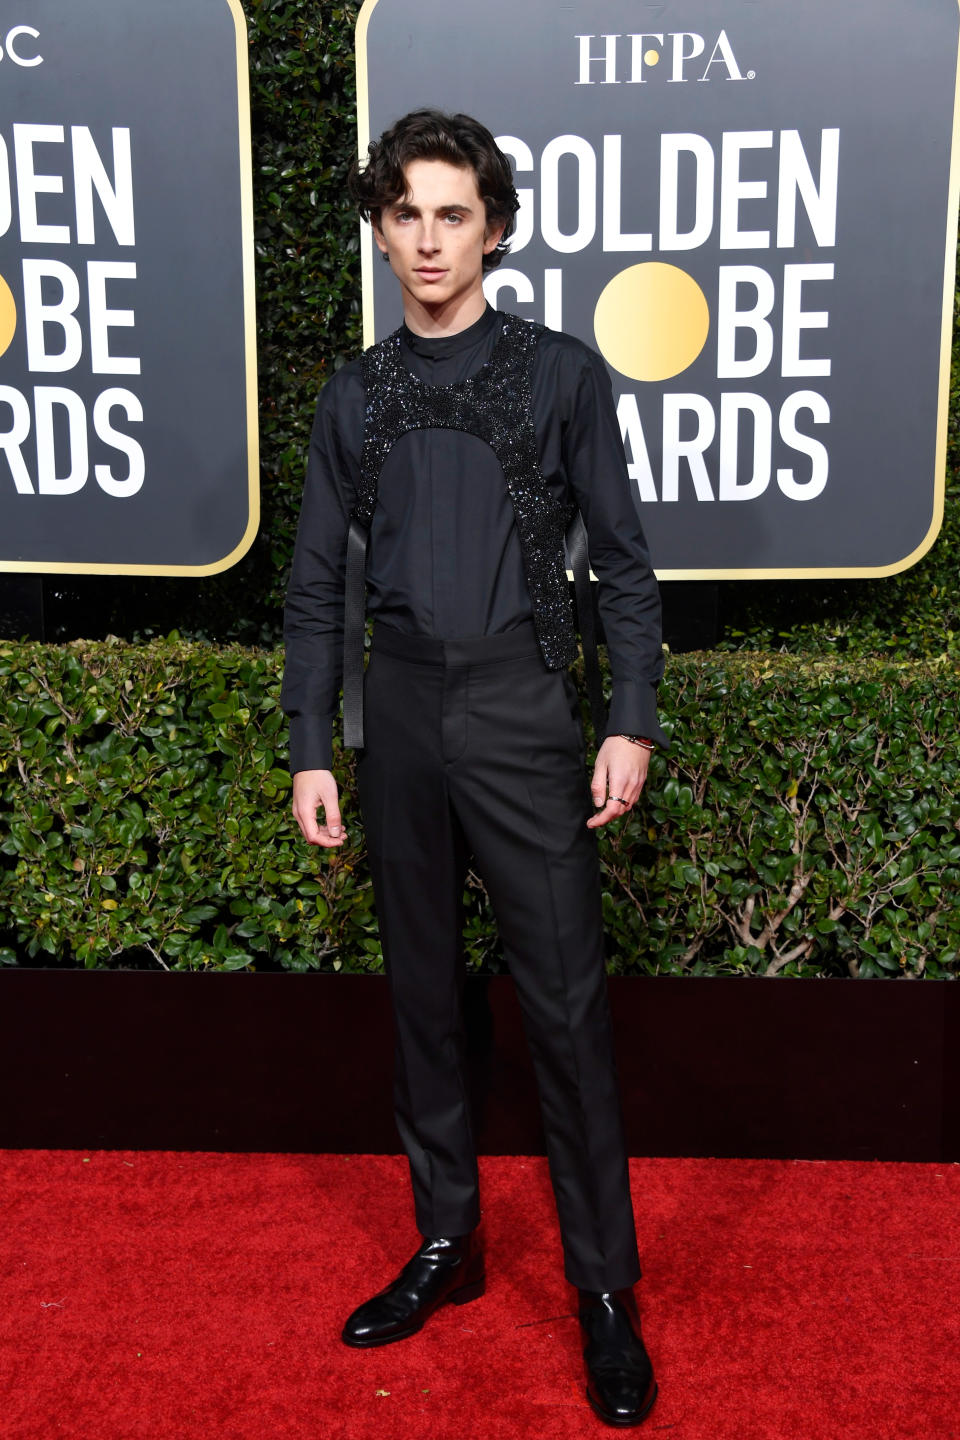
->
xmin=288 ymin=714 xmax=335 ymax=774
xmin=604 ymin=681 xmax=669 ymax=750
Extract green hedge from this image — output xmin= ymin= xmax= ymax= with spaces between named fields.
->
xmin=3 ymin=640 xmax=957 ymax=978
xmin=246 ymin=0 xmax=362 ymax=610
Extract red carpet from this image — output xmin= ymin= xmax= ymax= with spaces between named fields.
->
xmin=1 ymin=1152 xmax=958 ymax=1439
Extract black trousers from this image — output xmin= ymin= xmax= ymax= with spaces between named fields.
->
xmin=356 ymin=621 xmax=641 ymax=1292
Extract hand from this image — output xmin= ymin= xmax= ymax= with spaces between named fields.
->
xmin=292 ymin=769 xmax=346 ymax=848
xmin=586 ymin=736 xmax=651 ymax=830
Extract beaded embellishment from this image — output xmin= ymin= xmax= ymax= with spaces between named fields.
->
xmin=355 ymin=317 xmax=578 ymax=671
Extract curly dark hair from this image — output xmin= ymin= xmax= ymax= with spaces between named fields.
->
xmin=348 ymin=109 xmax=520 ymax=272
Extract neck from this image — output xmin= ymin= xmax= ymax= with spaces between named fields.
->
xmin=401 ymin=285 xmax=488 ymax=339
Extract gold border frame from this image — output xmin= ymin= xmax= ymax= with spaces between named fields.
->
xmin=354 ymin=0 xmax=960 ymax=580
xmin=0 ymin=0 xmax=260 ymax=577
xmin=356 ymin=0 xmax=383 ymax=350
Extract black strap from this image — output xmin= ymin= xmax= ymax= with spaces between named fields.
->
xmin=342 ymin=518 xmax=368 ymax=749
xmin=567 ymin=512 xmax=607 ymax=740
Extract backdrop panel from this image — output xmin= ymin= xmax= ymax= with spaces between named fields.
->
xmin=0 ymin=0 xmax=257 ymax=574
xmin=358 ymin=0 xmax=960 ymax=577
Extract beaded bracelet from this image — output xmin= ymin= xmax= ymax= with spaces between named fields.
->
xmin=619 ymin=735 xmax=655 ymax=750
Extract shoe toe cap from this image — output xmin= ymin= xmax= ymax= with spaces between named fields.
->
xmin=341 ymin=1299 xmax=396 ymax=1346
xmin=588 ymin=1372 xmax=657 ymax=1426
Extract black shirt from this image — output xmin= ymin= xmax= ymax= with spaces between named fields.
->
xmin=282 ymin=305 xmax=666 ymax=772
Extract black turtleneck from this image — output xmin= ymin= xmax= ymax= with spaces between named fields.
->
xmin=282 ymin=306 xmax=665 ymax=772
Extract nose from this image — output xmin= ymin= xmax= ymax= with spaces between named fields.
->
xmin=418 ymin=220 xmax=440 ymax=254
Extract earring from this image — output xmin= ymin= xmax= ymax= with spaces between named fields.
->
xmin=381 ymin=250 xmax=390 ymax=262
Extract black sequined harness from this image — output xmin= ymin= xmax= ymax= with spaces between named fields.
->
xmin=342 ymin=316 xmax=603 ymax=747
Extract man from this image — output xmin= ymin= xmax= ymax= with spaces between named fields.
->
xmin=282 ymin=110 xmax=666 ymax=1428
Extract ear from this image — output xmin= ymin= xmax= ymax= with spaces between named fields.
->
xmin=482 ymin=220 xmax=507 ymax=256
xmin=371 ymin=213 xmax=388 ymax=254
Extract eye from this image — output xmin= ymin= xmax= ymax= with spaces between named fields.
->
xmin=445 ymin=213 xmax=463 ymax=224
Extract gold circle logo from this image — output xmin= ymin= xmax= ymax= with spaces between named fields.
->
xmin=0 ymin=274 xmax=17 ymax=359
xmin=593 ymin=262 xmax=710 ymax=382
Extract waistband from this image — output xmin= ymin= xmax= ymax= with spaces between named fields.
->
xmin=371 ymin=620 xmax=541 ymax=667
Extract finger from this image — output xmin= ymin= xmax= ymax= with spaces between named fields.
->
xmin=586 ymin=797 xmax=630 ymax=829
xmin=293 ymin=794 xmax=346 ymax=848
xmin=599 ymin=769 xmax=637 ymax=806
xmin=322 ymin=799 xmax=342 ymax=840
xmin=316 ymin=776 xmax=343 ymax=841
xmin=607 ymin=779 xmax=641 ymax=809
xmin=590 ymin=756 xmax=609 ymax=809
xmin=295 ymin=809 xmax=346 ymax=848
xmin=292 ymin=800 xmax=323 ymax=845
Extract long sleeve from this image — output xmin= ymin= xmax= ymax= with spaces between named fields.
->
xmin=555 ymin=346 xmax=667 ymax=747
xmin=280 ymin=365 xmax=363 ymax=773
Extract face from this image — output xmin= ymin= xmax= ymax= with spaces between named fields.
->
xmin=372 ymin=157 xmax=505 ymax=326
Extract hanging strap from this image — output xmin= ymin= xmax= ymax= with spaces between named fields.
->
xmin=567 ymin=512 xmax=607 ymax=740
xmin=342 ymin=518 xmax=368 ymax=749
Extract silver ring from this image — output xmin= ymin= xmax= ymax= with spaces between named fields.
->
xmin=610 ymin=795 xmax=628 ymax=805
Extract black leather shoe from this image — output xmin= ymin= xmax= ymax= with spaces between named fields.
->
xmin=341 ymin=1233 xmax=485 ymax=1348
xmin=578 ymin=1289 xmax=658 ymax=1427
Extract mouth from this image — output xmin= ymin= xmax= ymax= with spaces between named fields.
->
xmin=414 ymin=268 xmax=447 ymax=280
